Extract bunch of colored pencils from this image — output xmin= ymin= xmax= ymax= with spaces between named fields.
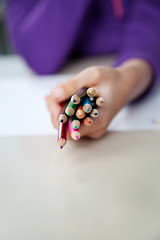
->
xmin=57 ymin=87 xmax=104 ymax=149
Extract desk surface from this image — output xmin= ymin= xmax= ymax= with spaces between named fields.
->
xmin=0 ymin=131 xmax=160 ymax=240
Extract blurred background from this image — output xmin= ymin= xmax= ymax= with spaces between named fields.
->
xmin=0 ymin=0 xmax=11 ymax=54
xmin=0 ymin=0 xmax=159 ymax=136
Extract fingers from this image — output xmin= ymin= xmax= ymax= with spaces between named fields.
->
xmin=49 ymin=102 xmax=62 ymax=129
xmin=45 ymin=93 xmax=64 ymax=128
xmin=50 ymin=104 xmax=108 ymax=140
xmin=49 ymin=103 xmax=108 ymax=140
xmin=50 ymin=67 xmax=103 ymax=102
xmin=87 ymin=129 xmax=106 ymax=139
xmin=46 ymin=93 xmax=109 ymax=140
xmin=45 ymin=66 xmax=125 ymax=141
xmin=78 ymin=112 xmax=108 ymax=139
xmin=66 ymin=127 xmax=72 ymax=141
xmin=45 ymin=95 xmax=52 ymax=112
xmin=51 ymin=112 xmax=59 ymax=129
xmin=79 ymin=124 xmax=106 ymax=140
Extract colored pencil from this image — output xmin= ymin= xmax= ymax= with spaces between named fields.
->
xmin=71 ymin=115 xmax=80 ymax=129
xmin=76 ymin=105 xmax=86 ymax=119
xmin=87 ymin=87 xmax=97 ymax=98
xmin=69 ymin=118 xmax=81 ymax=141
xmin=57 ymin=121 xmax=67 ymax=149
xmin=96 ymin=97 xmax=104 ymax=107
xmin=56 ymin=87 xmax=104 ymax=148
xmin=71 ymin=87 xmax=87 ymax=105
xmin=82 ymin=96 xmax=92 ymax=113
xmin=65 ymin=101 xmax=77 ymax=116
xmin=89 ymin=97 xmax=97 ymax=108
xmin=58 ymin=113 xmax=68 ymax=123
xmin=58 ymin=102 xmax=68 ymax=123
xmin=83 ymin=116 xmax=93 ymax=126
xmin=90 ymin=108 xmax=99 ymax=118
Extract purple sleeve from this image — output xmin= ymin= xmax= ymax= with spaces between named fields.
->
xmin=115 ymin=0 xmax=160 ymax=81
xmin=6 ymin=0 xmax=92 ymax=74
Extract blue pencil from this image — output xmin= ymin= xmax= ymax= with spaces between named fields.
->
xmin=82 ymin=96 xmax=92 ymax=113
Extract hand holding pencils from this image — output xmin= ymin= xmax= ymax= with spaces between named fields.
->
xmin=46 ymin=66 xmax=134 ymax=146
xmin=57 ymin=87 xmax=104 ymax=149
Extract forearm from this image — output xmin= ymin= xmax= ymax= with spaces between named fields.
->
xmin=116 ymin=59 xmax=153 ymax=102
xmin=115 ymin=1 xmax=160 ymax=84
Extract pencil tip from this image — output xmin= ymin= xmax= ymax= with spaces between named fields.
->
xmin=76 ymin=136 xmax=79 ymax=140
xmin=73 ymin=100 xmax=76 ymax=103
xmin=86 ymin=108 xmax=90 ymax=112
xmin=67 ymin=112 xmax=70 ymax=116
xmin=60 ymin=146 xmax=63 ymax=149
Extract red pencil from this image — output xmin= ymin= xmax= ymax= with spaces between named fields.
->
xmin=83 ymin=116 xmax=93 ymax=126
xmin=57 ymin=121 xmax=67 ymax=149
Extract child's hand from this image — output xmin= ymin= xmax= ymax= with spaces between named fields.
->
xmin=46 ymin=60 xmax=152 ymax=139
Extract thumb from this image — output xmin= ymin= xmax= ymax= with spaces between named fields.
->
xmin=51 ymin=67 xmax=100 ymax=102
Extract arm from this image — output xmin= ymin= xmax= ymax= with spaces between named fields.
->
xmin=115 ymin=0 xmax=160 ymax=82
xmin=6 ymin=0 xmax=92 ymax=74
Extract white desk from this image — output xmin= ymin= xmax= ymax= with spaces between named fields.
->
xmin=0 ymin=55 xmax=160 ymax=136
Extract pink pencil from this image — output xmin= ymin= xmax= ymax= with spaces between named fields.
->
xmin=68 ymin=118 xmax=81 ymax=141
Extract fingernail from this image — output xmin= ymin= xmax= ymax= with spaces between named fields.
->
xmin=51 ymin=87 xmax=64 ymax=99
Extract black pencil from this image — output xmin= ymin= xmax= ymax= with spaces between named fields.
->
xmin=58 ymin=102 xmax=68 ymax=123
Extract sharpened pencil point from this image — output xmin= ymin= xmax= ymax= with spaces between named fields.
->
xmin=60 ymin=119 xmax=63 ymax=123
xmin=86 ymin=108 xmax=90 ymax=112
xmin=67 ymin=112 xmax=70 ymax=116
xmin=60 ymin=146 xmax=63 ymax=149
xmin=76 ymin=136 xmax=79 ymax=140
xmin=73 ymin=99 xmax=76 ymax=103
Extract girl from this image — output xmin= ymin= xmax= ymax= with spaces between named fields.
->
xmin=6 ymin=0 xmax=160 ymax=139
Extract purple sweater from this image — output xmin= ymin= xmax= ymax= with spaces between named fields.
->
xmin=6 ymin=0 xmax=160 ymax=78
